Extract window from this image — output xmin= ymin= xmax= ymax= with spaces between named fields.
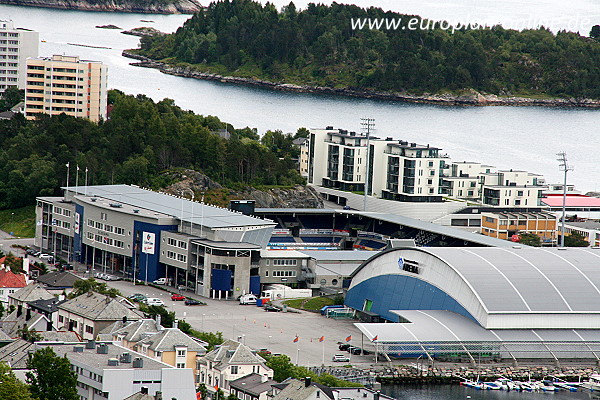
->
xmin=114 ymin=227 xmax=125 ymax=235
xmin=231 ymin=366 xmax=239 ymax=374
xmin=176 ymin=363 xmax=186 ymax=369
xmin=85 ymin=325 xmax=93 ymax=334
xmin=265 ymin=271 xmax=269 ymax=277
xmin=88 ymin=219 xmax=94 ymax=227
xmin=59 ymin=315 xmax=64 ymax=323
xmin=168 ymin=238 xmax=177 ymax=246
xmin=273 ymin=259 xmax=297 ymax=266
xmin=272 ymin=270 xmax=296 ymax=277
xmin=95 ymin=222 xmax=103 ymax=229
xmin=177 ymin=349 xmax=186 ymax=357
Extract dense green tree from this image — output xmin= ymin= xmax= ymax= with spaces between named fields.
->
xmin=70 ymin=279 xmax=121 ymax=298
xmin=0 ymin=362 xmax=33 ymax=400
xmin=26 ymin=347 xmax=78 ymax=400
xmin=591 ymin=25 xmax=600 ymax=39
xmin=0 ymin=87 xmax=23 ymax=112
xmin=138 ymin=303 xmax=177 ymax=327
xmin=137 ymin=0 xmax=600 ymax=99
xmin=518 ymin=233 xmax=542 ymax=247
xmin=564 ymin=232 xmax=590 ymax=247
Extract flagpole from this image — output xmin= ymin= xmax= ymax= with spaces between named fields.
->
xmin=85 ymin=167 xmax=88 ymax=196
xmin=75 ymin=165 xmax=79 ymax=189
xmin=65 ymin=162 xmax=70 ymax=199
xmin=322 ymin=339 xmax=325 ymax=365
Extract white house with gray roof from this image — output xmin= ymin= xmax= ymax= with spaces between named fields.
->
xmin=57 ymin=292 xmax=144 ymax=340
xmin=198 ymin=339 xmax=273 ymax=397
xmin=8 ymin=283 xmax=54 ymax=309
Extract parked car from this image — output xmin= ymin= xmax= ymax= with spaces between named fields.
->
xmin=145 ymin=298 xmax=165 ymax=307
xmin=338 ymin=343 xmax=351 ymax=351
xmin=128 ymin=293 xmax=147 ymax=303
xmin=184 ymin=298 xmax=202 ymax=306
xmin=171 ymin=293 xmax=185 ymax=301
xmin=26 ymin=249 xmax=36 ymax=256
xmin=62 ymin=264 xmax=74 ymax=270
xmin=332 ymin=354 xmax=350 ymax=362
xmin=264 ymin=305 xmax=281 ymax=312
xmin=39 ymin=254 xmax=53 ymax=261
xmin=103 ymin=274 xmax=121 ymax=281
xmin=153 ymin=277 xmax=167 ymax=285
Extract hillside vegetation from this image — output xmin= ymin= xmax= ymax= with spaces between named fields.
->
xmin=137 ymin=0 xmax=600 ymax=99
xmin=0 ymin=90 xmax=305 ymax=210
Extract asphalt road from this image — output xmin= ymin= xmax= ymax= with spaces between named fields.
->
xmin=107 ymin=280 xmax=377 ymax=367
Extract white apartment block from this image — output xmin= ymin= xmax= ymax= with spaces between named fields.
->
xmin=0 ymin=20 xmax=38 ymax=92
xmin=25 ymin=55 xmax=107 ymax=122
xmin=307 ymin=127 xmax=448 ymax=202
xmin=444 ymin=162 xmax=547 ymax=207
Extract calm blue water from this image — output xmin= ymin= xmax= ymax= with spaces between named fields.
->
xmin=381 ymin=385 xmax=593 ymax=400
xmin=1 ymin=3 xmax=599 ymax=192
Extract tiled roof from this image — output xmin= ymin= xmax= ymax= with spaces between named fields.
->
xmin=0 ymin=269 xmax=26 ymax=289
xmin=0 ymin=308 xmax=49 ymax=338
xmin=272 ymin=379 xmax=334 ymax=400
xmin=27 ymin=297 xmax=62 ymax=314
xmin=136 ymin=328 xmax=206 ymax=353
xmin=36 ymin=271 xmax=82 ymax=288
xmin=58 ymin=292 xmax=144 ymax=322
xmin=202 ymin=340 xmax=267 ymax=370
xmin=38 ymin=331 xmax=81 ymax=342
xmin=9 ymin=283 xmax=54 ymax=303
xmin=112 ymin=319 xmax=162 ymax=343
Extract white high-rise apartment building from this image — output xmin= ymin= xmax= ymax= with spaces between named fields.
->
xmin=0 ymin=20 xmax=38 ymax=92
xmin=25 ymin=55 xmax=108 ymax=122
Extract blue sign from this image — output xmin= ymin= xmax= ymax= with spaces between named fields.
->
xmin=398 ymin=257 xmax=404 ymax=269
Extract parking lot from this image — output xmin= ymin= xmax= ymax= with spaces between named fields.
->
xmin=108 ymin=280 xmax=377 ymax=367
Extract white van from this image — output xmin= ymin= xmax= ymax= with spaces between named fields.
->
xmin=153 ymin=277 xmax=167 ymax=285
xmin=239 ymin=293 xmax=257 ymax=305
xmin=145 ymin=298 xmax=165 ymax=307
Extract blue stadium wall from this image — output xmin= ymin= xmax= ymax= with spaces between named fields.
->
xmin=133 ymin=221 xmax=178 ymax=282
xmin=345 ymin=274 xmax=477 ymax=323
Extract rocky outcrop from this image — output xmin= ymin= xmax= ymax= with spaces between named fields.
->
xmin=121 ymin=27 xmax=165 ymax=37
xmin=122 ymin=51 xmax=600 ymax=107
xmin=162 ymin=169 xmax=323 ymax=209
xmin=1 ymin=0 xmax=201 ymax=14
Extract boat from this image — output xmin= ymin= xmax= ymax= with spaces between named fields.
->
xmin=538 ymin=380 xmax=559 ymax=392
xmin=581 ymin=374 xmax=600 ymax=391
xmin=495 ymin=377 xmax=516 ymax=390
xmin=461 ymin=379 xmax=484 ymax=390
xmin=553 ymin=381 xmax=578 ymax=392
xmin=483 ymin=382 xmax=502 ymax=390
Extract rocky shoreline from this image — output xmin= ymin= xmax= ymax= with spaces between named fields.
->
xmin=2 ymin=0 xmax=201 ymax=14
xmin=122 ymin=51 xmax=600 ymax=108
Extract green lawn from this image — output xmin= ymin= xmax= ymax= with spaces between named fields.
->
xmin=0 ymin=206 xmax=36 ymax=238
xmin=283 ymin=296 xmax=335 ymax=311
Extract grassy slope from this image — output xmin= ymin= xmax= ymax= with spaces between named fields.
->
xmin=0 ymin=206 xmax=36 ymax=238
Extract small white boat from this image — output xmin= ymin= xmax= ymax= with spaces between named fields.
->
xmin=538 ymin=380 xmax=559 ymax=392
xmin=581 ymin=374 xmax=600 ymax=392
xmin=483 ymin=382 xmax=502 ymax=390
xmin=495 ymin=378 xmax=515 ymax=391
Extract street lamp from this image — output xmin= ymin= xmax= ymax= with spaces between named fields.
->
xmin=202 ymin=313 xmax=206 ymax=331
xmin=557 ymin=152 xmax=573 ymax=248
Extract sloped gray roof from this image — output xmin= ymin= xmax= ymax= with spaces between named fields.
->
xmin=9 ymin=283 xmax=54 ymax=303
xmin=202 ymin=340 xmax=267 ymax=370
xmin=0 ymin=339 xmax=34 ymax=369
xmin=96 ymin=320 xmax=130 ymax=341
xmin=136 ymin=328 xmax=206 ymax=353
xmin=230 ymin=373 xmax=277 ymax=396
xmin=272 ymin=379 xmax=334 ymax=400
xmin=28 ymin=297 xmax=62 ymax=314
xmin=36 ymin=271 xmax=83 ymax=288
xmin=38 ymin=330 xmax=81 ymax=342
xmin=112 ymin=319 xmax=161 ymax=343
xmin=58 ymin=292 xmax=144 ymax=321
xmin=0 ymin=309 xmax=49 ymax=338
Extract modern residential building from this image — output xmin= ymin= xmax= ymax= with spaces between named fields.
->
xmin=197 ymin=339 xmax=273 ymax=398
xmin=480 ymin=211 xmax=557 ymax=243
xmin=35 ymin=185 xmax=275 ymax=299
xmin=444 ymin=162 xmax=547 ymax=207
xmin=56 ymin=291 xmax=144 ymax=340
xmin=293 ymin=137 xmax=310 ymax=178
xmin=24 ymin=54 xmax=108 ymax=122
xmin=306 ymin=127 xmax=449 ymax=202
xmin=0 ymin=20 xmax=38 ymax=92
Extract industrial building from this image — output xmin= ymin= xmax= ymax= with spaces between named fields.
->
xmin=346 ymin=246 xmax=600 ymax=361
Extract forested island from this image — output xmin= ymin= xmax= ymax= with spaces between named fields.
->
xmin=132 ymin=0 xmax=600 ymax=105
xmin=0 ymin=90 xmax=307 ymax=210
xmin=0 ymin=0 xmax=201 ymax=14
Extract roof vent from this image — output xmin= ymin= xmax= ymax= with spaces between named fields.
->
xmin=120 ymin=352 xmax=132 ymax=363
xmin=97 ymin=344 xmax=109 ymax=354
xmin=73 ymin=345 xmax=84 ymax=353
xmin=85 ymin=339 xmax=96 ymax=349
xmin=109 ymin=203 xmax=122 ymax=208
xmin=410 ymin=143 xmax=416 ymax=147
xmin=557 ymin=247 xmax=568 ymax=251
xmin=91 ymin=198 xmax=97 ymax=202
xmin=107 ymin=358 xmax=119 ymax=366
xmin=326 ymin=126 xmax=333 ymax=130
xmin=133 ymin=357 xmax=144 ymax=368
xmin=133 ymin=209 xmax=140 ymax=213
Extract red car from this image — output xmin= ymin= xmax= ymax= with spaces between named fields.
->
xmin=171 ymin=294 xmax=185 ymax=301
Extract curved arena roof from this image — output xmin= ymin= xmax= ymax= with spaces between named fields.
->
xmin=346 ymin=247 xmax=600 ymax=329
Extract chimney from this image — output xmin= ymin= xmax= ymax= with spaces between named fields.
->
xmin=305 ymin=377 xmax=311 ymax=387
xmin=23 ymin=258 xmax=30 ymax=280
xmin=17 ymin=305 xmax=22 ymax=317
xmin=374 ymin=391 xmax=380 ymax=400
xmin=46 ymin=320 xmax=53 ymax=331
xmin=141 ymin=387 xmax=149 ymax=395
xmin=155 ymin=391 xmax=163 ymax=400
xmin=122 ymin=316 xmax=128 ymax=324
xmin=261 ymin=374 xmax=268 ymax=383
xmin=155 ymin=314 xmax=161 ymax=330
xmin=26 ymin=308 xmax=31 ymax=321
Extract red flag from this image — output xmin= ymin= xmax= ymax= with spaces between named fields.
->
xmin=293 ymin=336 xmax=299 ymax=343
xmin=345 ymin=335 xmax=352 ymax=342
xmin=319 ymin=336 xmax=324 ymax=342
xmin=372 ymin=335 xmax=378 ymax=342
xmin=214 ymin=385 xmax=219 ymax=391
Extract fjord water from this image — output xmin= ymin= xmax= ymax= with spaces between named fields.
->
xmin=381 ymin=385 xmax=592 ymax=400
xmin=1 ymin=3 xmax=599 ymax=191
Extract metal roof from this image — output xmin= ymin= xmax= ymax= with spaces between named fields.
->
xmin=355 ymin=310 xmax=600 ymax=343
xmin=66 ymin=185 xmax=275 ymax=229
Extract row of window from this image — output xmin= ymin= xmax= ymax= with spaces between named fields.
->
xmin=53 ymin=206 xmax=72 ymax=217
xmin=87 ymin=219 xmax=126 ymax=235
xmin=270 ymin=270 xmax=297 ymax=277
xmin=167 ymin=237 xmax=187 ymax=249
xmin=272 ymin=259 xmax=297 ymax=266
xmin=166 ymin=251 xmax=187 ymax=263
xmin=86 ymin=232 xmax=125 ymax=248
xmin=0 ymin=33 xmax=19 ymax=37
